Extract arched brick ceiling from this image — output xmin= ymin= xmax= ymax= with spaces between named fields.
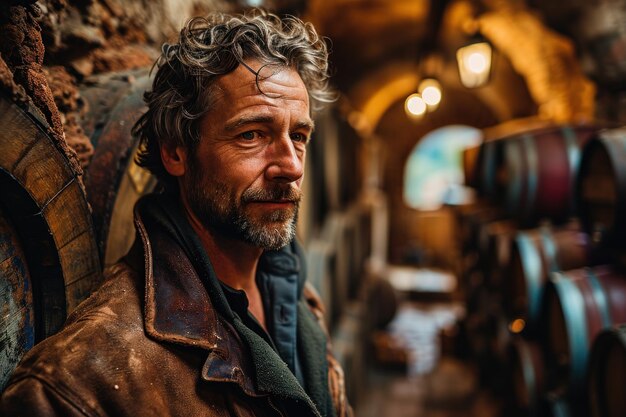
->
xmin=305 ymin=0 xmax=596 ymax=132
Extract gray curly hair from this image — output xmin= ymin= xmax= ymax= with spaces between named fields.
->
xmin=133 ymin=10 xmax=333 ymax=185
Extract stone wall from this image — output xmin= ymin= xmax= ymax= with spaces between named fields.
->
xmin=0 ymin=0 xmax=232 ymax=181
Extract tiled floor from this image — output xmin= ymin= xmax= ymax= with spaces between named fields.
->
xmin=355 ymin=300 xmax=502 ymax=417
xmin=356 ymin=358 xmax=501 ymax=417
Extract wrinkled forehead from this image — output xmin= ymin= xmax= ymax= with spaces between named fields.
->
xmin=213 ymin=60 xmax=309 ymax=105
xmin=240 ymin=61 xmax=285 ymax=97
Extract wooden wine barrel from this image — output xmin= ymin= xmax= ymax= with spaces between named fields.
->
xmin=473 ymin=137 xmax=506 ymax=199
xmin=0 ymin=94 xmax=101 ymax=386
xmin=506 ymin=222 xmax=594 ymax=330
xmin=577 ymin=127 xmax=626 ymax=250
xmin=587 ymin=325 xmax=626 ymax=417
xmin=502 ymin=125 xmax=597 ymax=225
xmin=0 ymin=206 xmax=34 ymax=390
xmin=80 ymin=69 xmax=156 ymax=266
xmin=508 ymin=338 xmax=546 ymax=417
xmin=542 ymin=266 xmax=626 ymax=401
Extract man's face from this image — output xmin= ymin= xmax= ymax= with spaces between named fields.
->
xmin=182 ymin=60 xmax=313 ymax=250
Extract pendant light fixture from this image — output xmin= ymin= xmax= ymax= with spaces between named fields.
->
xmin=457 ymin=34 xmax=493 ymax=88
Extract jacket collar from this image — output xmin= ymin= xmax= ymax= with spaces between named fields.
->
xmin=130 ymin=194 xmax=307 ymax=349
xmin=128 ymin=194 xmax=318 ymax=408
xmin=129 ymin=197 xmax=261 ymax=395
xmin=132 ymin=203 xmax=225 ymax=351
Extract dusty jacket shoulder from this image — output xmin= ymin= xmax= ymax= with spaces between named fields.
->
xmin=0 ymin=199 xmax=352 ymax=417
xmin=0 ymin=263 xmax=261 ymax=417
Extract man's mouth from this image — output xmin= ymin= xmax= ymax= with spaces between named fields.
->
xmin=241 ymin=186 xmax=302 ymax=210
xmin=248 ymin=200 xmax=297 ymax=208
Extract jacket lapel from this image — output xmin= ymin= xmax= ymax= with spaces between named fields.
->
xmin=135 ymin=204 xmax=224 ymax=350
xmin=132 ymin=196 xmax=328 ymax=417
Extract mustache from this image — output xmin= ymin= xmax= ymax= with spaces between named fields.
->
xmin=241 ymin=185 xmax=302 ymax=203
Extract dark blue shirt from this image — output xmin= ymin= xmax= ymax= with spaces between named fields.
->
xmin=220 ymin=253 xmax=304 ymax=386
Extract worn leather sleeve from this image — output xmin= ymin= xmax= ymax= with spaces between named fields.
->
xmin=1 ymin=376 xmax=94 ymax=417
xmin=302 ymin=283 xmax=354 ymax=417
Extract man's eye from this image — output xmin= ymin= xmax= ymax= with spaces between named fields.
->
xmin=291 ymin=133 xmax=309 ymax=143
xmin=240 ymin=131 xmax=258 ymax=140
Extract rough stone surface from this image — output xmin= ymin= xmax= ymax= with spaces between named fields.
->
xmin=90 ymin=39 xmax=156 ymax=74
xmin=45 ymin=65 xmax=94 ymax=168
xmin=0 ymin=4 xmax=83 ymax=178
xmin=0 ymin=0 xmax=244 ymax=175
xmin=479 ymin=8 xmax=596 ymax=122
xmin=0 ymin=55 xmax=30 ymax=105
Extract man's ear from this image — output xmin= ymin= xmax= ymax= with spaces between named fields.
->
xmin=160 ymin=143 xmax=187 ymax=177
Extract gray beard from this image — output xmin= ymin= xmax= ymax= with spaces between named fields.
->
xmin=185 ymin=167 xmax=300 ymax=250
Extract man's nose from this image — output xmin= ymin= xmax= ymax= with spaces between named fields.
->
xmin=265 ymin=135 xmax=304 ymax=183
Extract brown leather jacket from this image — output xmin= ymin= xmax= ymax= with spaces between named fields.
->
xmin=0 ymin=204 xmax=351 ymax=417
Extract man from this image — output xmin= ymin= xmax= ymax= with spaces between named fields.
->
xmin=1 ymin=10 xmax=351 ymax=417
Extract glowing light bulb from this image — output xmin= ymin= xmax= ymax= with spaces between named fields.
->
xmin=422 ymin=86 xmax=441 ymax=105
xmin=418 ymin=78 xmax=442 ymax=108
xmin=405 ymin=93 xmax=426 ymax=117
xmin=467 ymin=52 xmax=487 ymax=74
xmin=456 ymin=41 xmax=492 ymax=88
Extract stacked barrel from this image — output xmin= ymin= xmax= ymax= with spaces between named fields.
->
xmin=456 ymin=124 xmax=626 ymax=417
xmin=577 ymin=128 xmax=626 ymax=417
xmin=0 ymin=69 xmax=158 ymax=390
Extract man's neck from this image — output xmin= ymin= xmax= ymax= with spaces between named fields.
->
xmin=180 ymin=195 xmax=267 ymax=330
xmin=184 ymin=208 xmax=262 ymax=289
xmin=200 ymin=230 xmax=262 ymax=290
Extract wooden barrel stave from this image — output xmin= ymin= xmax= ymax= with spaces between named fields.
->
xmin=543 ymin=266 xmax=626 ymax=401
xmin=507 ymin=224 xmax=592 ymax=330
xmin=504 ymin=125 xmax=597 ymax=225
xmin=509 ymin=230 xmax=544 ymax=325
xmin=81 ymin=70 xmax=156 ymax=266
xmin=5 ymin=206 xmax=66 ymax=339
xmin=44 ymin=178 xmax=101 ymax=310
xmin=476 ymin=138 xmax=505 ymax=199
xmin=473 ymin=124 xmax=598 ymax=224
xmin=0 ymin=206 xmax=35 ymax=390
xmin=577 ymin=128 xmax=626 ymax=249
xmin=530 ymin=128 xmax=574 ymax=216
xmin=508 ymin=337 xmax=546 ymax=416
xmin=504 ymin=137 xmax=529 ymax=216
xmin=79 ymin=70 xmax=148 ymax=143
xmin=587 ymin=325 xmax=626 ymax=417
xmin=0 ymin=93 xmax=102 ymax=387
xmin=0 ymin=67 xmax=164 ymax=390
